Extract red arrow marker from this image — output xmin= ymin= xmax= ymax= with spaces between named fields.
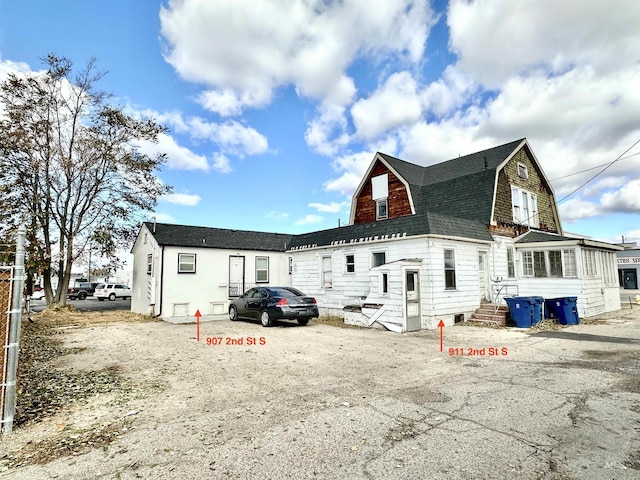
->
xmin=438 ymin=320 xmax=445 ymax=352
xmin=195 ymin=309 xmax=202 ymax=342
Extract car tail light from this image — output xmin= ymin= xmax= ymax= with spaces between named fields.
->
xmin=312 ymin=298 xmax=317 ymax=304
xmin=276 ymin=298 xmax=288 ymax=306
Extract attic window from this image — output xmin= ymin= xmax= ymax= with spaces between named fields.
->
xmin=376 ymin=198 xmax=388 ymax=220
xmin=517 ymin=163 xmax=529 ymax=180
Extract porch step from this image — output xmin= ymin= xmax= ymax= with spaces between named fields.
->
xmin=470 ymin=304 xmax=509 ymax=325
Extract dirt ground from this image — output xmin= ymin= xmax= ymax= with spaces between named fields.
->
xmin=0 ymin=306 xmax=639 ymax=479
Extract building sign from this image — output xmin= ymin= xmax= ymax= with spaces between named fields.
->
xmin=617 ymin=257 xmax=640 ymax=265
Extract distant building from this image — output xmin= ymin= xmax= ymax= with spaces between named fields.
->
xmin=617 ymin=242 xmax=640 ymax=289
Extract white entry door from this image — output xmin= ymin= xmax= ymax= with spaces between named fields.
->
xmin=405 ymin=270 xmax=421 ymax=331
xmin=228 ymin=256 xmax=245 ymax=297
xmin=478 ymin=251 xmax=490 ymax=303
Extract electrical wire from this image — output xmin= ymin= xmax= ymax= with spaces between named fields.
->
xmin=555 ymin=137 xmax=640 ymax=205
xmin=548 ymin=152 xmax=640 ymax=181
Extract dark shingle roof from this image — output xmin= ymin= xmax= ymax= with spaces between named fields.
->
xmin=289 ymin=212 xmax=492 ymax=249
xmin=145 ymin=222 xmax=292 ymax=251
xmin=378 ymin=139 xmax=525 ymax=222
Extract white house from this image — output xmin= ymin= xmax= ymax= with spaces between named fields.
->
xmin=131 ymin=222 xmax=292 ymax=322
xmin=131 ymin=138 xmax=621 ymax=330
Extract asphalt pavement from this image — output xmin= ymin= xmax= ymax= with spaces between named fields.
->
xmin=27 ymin=296 xmax=131 ymax=313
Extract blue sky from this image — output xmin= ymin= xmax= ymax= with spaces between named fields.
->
xmin=1 ymin=0 xmax=640 ymax=245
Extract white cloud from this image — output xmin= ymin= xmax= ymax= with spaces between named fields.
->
xmin=448 ymin=0 xmax=640 ymax=86
xmin=212 ymin=152 xmax=232 ymax=173
xmin=295 ymin=214 xmax=324 ymax=226
xmin=351 ymin=72 xmax=422 ymax=141
xmin=600 ymin=179 xmax=640 ymax=213
xmin=323 ymin=150 xmax=376 ymax=196
xmin=304 ymin=103 xmax=351 ymax=156
xmin=137 ymin=133 xmax=209 ymax=171
xmin=189 ymin=118 xmax=268 ymax=156
xmin=160 ymin=0 xmax=436 ymax=116
xmin=308 ymin=202 xmax=350 ymax=213
xmin=557 ymin=198 xmax=601 ymax=222
xmin=160 ymin=193 xmax=201 ymax=206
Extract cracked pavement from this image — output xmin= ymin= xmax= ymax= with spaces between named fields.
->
xmin=1 ymin=308 xmax=639 ymax=479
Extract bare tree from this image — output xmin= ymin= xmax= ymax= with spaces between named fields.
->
xmin=0 ymin=54 xmax=171 ymax=305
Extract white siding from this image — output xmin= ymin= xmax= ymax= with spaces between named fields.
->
xmin=131 ymin=230 xmax=292 ymax=321
xmin=159 ymin=248 xmax=291 ymax=321
xmin=131 ymin=225 xmax=162 ymax=316
xmin=292 ymin=236 xmax=492 ymax=330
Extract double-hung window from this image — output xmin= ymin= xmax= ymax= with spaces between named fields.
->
xmin=444 ymin=249 xmax=456 ymax=290
xmin=256 ymin=257 xmax=269 ymax=283
xmin=321 ymin=256 xmax=332 ymax=288
xmin=178 ymin=253 xmax=196 ymax=273
xmin=345 ymin=254 xmax=355 ymax=273
xmin=507 ymin=247 xmax=515 ymax=277
xmin=511 ymin=187 xmax=539 ymax=227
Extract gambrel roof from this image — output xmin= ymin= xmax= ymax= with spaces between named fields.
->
xmin=349 ymin=138 xmax=557 ymax=226
xmin=143 ymin=222 xmax=292 ymax=252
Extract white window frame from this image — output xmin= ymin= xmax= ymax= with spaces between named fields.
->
xmin=178 ymin=253 xmax=196 ymax=274
xmin=380 ymin=272 xmax=389 ymax=295
xmin=372 ymin=251 xmax=386 ymax=268
xmin=345 ymin=253 xmax=355 ymax=274
xmin=147 ymin=254 xmax=153 ymax=275
xmin=517 ymin=163 xmax=529 ymax=180
xmin=512 ymin=186 xmax=539 ymax=227
xmin=376 ymin=198 xmax=388 ymax=220
xmin=321 ymin=255 xmax=332 ymax=288
xmin=256 ymin=257 xmax=269 ymax=283
xmin=563 ymin=249 xmax=577 ymax=277
xmin=507 ymin=247 xmax=515 ymax=278
xmin=444 ymin=249 xmax=456 ymax=290
xmin=522 ymin=251 xmax=534 ymax=276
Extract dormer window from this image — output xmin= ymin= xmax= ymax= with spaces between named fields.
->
xmin=376 ymin=198 xmax=388 ymax=220
xmin=372 ymin=173 xmax=389 ymax=220
xmin=517 ymin=163 xmax=529 ymax=180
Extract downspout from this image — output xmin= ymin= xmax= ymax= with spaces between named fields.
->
xmin=154 ymin=245 xmax=165 ymax=318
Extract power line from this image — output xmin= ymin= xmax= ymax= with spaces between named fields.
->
xmin=548 ymin=152 xmax=640 ymax=182
xmin=555 ymin=138 xmax=640 ymax=205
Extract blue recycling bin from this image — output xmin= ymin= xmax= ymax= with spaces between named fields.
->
xmin=547 ymin=297 xmax=579 ymax=325
xmin=504 ymin=297 xmax=533 ymax=328
xmin=529 ymin=296 xmax=544 ymax=325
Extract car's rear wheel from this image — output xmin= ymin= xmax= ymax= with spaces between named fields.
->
xmin=297 ymin=318 xmax=309 ymax=326
xmin=260 ymin=310 xmax=273 ymax=327
xmin=108 ymin=293 xmax=116 ymax=301
xmin=229 ymin=305 xmax=238 ymax=321
xmin=78 ymin=292 xmax=87 ymax=300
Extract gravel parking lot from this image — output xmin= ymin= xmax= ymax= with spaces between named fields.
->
xmin=1 ymin=307 xmax=639 ymax=479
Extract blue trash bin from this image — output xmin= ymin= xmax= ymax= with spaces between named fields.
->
xmin=529 ymin=296 xmax=544 ymax=325
xmin=548 ymin=297 xmax=580 ymax=325
xmin=505 ymin=297 xmax=533 ymax=328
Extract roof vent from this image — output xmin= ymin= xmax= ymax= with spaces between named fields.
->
xmin=483 ymin=156 xmax=488 ymax=171
xmin=202 ymin=238 xmax=206 ymax=244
